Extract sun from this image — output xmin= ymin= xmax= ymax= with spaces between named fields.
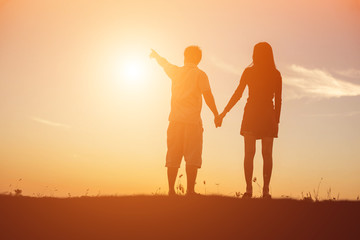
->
xmin=121 ymin=59 xmax=145 ymax=84
xmin=124 ymin=61 xmax=141 ymax=79
xmin=111 ymin=53 xmax=149 ymax=87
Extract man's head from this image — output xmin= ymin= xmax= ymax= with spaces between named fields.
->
xmin=184 ymin=46 xmax=202 ymax=65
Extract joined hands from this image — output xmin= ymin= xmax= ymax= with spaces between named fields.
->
xmin=214 ymin=112 xmax=226 ymax=128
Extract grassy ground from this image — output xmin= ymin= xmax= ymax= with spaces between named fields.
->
xmin=1 ymin=194 xmax=359 ymax=240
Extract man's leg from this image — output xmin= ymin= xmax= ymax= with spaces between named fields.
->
xmin=261 ymin=137 xmax=273 ymax=196
xmin=186 ymin=165 xmax=198 ymax=194
xmin=184 ymin=123 xmax=202 ymax=195
xmin=244 ymin=135 xmax=256 ymax=195
xmin=167 ymin=167 xmax=178 ymax=195
xmin=166 ymin=122 xmax=183 ymax=196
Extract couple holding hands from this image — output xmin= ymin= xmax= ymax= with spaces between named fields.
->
xmin=150 ymin=42 xmax=282 ymax=199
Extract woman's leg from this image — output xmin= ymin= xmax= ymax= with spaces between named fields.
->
xmin=261 ymin=137 xmax=274 ymax=195
xmin=244 ymin=135 xmax=256 ymax=194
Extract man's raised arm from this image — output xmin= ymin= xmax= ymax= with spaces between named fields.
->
xmin=150 ymin=49 xmax=178 ymax=79
xmin=150 ymin=49 xmax=168 ymax=67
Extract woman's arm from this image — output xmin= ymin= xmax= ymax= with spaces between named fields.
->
xmin=215 ymin=70 xmax=247 ymax=126
xmin=223 ymin=70 xmax=247 ymax=115
xmin=274 ymin=73 xmax=282 ymax=123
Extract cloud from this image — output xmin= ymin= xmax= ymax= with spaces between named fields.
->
xmin=209 ymin=56 xmax=360 ymax=100
xmin=284 ymin=65 xmax=360 ymax=99
xmin=305 ymin=111 xmax=360 ymax=118
xmin=31 ymin=116 xmax=71 ymax=129
xmin=336 ymin=69 xmax=360 ymax=79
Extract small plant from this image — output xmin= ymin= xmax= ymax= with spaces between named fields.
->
xmin=152 ymin=187 xmax=162 ymax=195
xmin=177 ymin=184 xmax=185 ymax=195
xmin=253 ymin=177 xmax=262 ymax=196
xmin=16 ymin=178 xmax=22 ymax=188
xmin=326 ymin=187 xmax=331 ymax=200
xmin=281 ymin=195 xmax=290 ymax=198
xmin=313 ymin=178 xmax=323 ymax=201
xmin=14 ymin=189 xmax=22 ymax=196
xmin=8 ymin=179 xmax=23 ymax=196
xmin=303 ymin=192 xmax=313 ymax=202
xmin=176 ymin=174 xmax=185 ymax=195
xmin=235 ymin=192 xmax=241 ymax=198
xmin=203 ymin=181 xmax=206 ymax=195
xmin=215 ymin=183 xmax=220 ymax=194
xmin=326 ymin=187 xmax=336 ymax=201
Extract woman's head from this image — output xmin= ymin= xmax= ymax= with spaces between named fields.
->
xmin=252 ymin=42 xmax=276 ymax=69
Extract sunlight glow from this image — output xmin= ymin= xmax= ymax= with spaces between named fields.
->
xmin=120 ymin=58 xmax=147 ymax=85
xmin=124 ymin=61 xmax=142 ymax=79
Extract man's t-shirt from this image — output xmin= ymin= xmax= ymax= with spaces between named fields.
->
xmin=162 ymin=62 xmax=211 ymax=124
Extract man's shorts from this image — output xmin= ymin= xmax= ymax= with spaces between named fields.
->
xmin=165 ymin=121 xmax=203 ymax=168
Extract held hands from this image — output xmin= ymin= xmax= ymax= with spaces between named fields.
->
xmin=214 ymin=112 xmax=226 ymax=128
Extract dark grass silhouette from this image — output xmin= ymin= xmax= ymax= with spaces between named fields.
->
xmin=1 ymin=194 xmax=359 ymax=240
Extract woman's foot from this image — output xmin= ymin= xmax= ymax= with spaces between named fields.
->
xmin=262 ymin=192 xmax=272 ymax=199
xmin=168 ymin=191 xmax=178 ymax=197
xmin=242 ymin=192 xmax=252 ymax=199
xmin=262 ymin=186 xmax=271 ymax=199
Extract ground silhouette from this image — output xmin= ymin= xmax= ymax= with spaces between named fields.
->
xmin=1 ymin=194 xmax=359 ymax=239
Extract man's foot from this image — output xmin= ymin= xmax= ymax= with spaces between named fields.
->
xmin=185 ymin=191 xmax=201 ymax=197
xmin=262 ymin=193 xmax=272 ymax=199
xmin=242 ymin=192 xmax=252 ymax=199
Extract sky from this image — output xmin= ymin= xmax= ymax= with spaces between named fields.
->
xmin=0 ymin=0 xmax=359 ymax=199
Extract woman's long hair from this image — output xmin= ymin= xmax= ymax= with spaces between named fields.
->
xmin=250 ymin=42 xmax=277 ymax=70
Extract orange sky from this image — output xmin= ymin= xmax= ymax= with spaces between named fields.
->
xmin=1 ymin=0 xmax=360 ymax=199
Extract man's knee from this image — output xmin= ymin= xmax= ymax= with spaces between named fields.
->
xmin=186 ymin=164 xmax=199 ymax=171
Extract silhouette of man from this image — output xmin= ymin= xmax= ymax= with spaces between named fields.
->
xmin=150 ymin=46 xmax=219 ymax=196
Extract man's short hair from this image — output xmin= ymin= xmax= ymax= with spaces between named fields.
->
xmin=184 ymin=46 xmax=202 ymax=65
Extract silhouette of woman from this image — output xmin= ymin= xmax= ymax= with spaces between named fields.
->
xmin=216 ymin=42 xmax=282 ymax=199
